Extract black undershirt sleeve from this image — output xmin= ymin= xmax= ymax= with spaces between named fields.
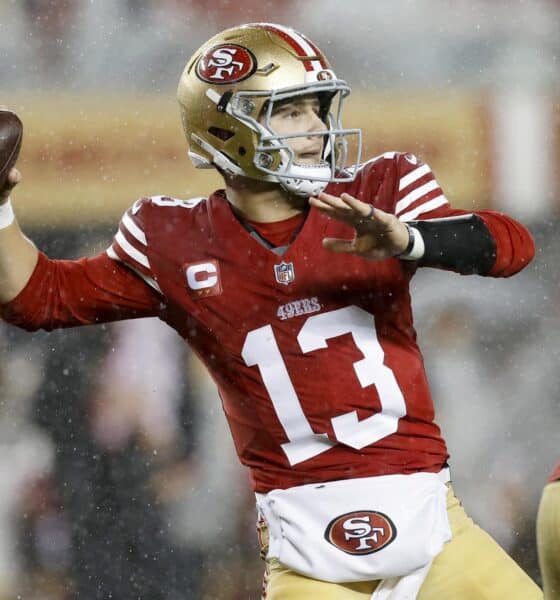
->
xmin=408 ymin=214 xmax=497 ymax=275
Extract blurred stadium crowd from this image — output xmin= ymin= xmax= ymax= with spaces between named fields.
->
xmin=0 ymin=1 xmax=559 ymax=598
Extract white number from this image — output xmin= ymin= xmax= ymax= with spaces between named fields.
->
xmin=242 ymin=325 xmax=336 ymax=465
xmin=241 ymin=306 xmax=406 ymax=465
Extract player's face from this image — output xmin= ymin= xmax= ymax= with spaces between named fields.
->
xmin=264 ymin=95 xmax=327 ymax=165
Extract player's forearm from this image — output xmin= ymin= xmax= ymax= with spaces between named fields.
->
xmin=0 ymin=214 xmax=39 ymax=304
xmin=401 ymin=214 xmax=497 ymax=275
xmin=400 ymin=211 xmax=535 ymax=277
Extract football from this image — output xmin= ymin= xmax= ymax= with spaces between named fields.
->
xmin=0 ymin=110 xmax=23 ymax=191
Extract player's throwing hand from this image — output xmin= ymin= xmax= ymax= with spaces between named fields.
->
xmin=310 ymin=191 xmax=410 ymax=260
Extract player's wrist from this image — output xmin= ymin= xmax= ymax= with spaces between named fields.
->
xmin=397 ymin=224 xmax=425 ymax=261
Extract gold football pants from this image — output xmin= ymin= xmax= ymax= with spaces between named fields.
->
xmin=537 ymin=479 xmax=560 ymax=600
xmin=261 ymin=485 xmax=542 ymax=599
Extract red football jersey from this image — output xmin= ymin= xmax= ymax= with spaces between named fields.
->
xmin=549 ymin=461 xmax=560 ymax=483
xmin=1 ymin=153 xmax=535 ymax=493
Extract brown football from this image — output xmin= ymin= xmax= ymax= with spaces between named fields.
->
xmin=0 ymin=110 xmax=23 ymax=191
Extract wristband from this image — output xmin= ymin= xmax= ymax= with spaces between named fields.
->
xmin=0 ymin=199 xmax=15 ymax=230
xmin=398 ymin=224 xmax=425 ymax=261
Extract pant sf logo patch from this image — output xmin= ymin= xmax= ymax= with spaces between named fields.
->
xmin=324 ymin=510 xmax=397 ymax=555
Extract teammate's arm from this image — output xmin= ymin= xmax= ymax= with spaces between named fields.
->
xmin=0 ymin=168 xmax=39 ymax=303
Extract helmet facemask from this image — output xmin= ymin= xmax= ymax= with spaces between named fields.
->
xmin=197 ymin=79 xmax=361 ymax=197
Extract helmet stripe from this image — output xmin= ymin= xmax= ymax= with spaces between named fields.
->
xmin=259 ymin=23 xmax=328 ymax=72
xmin=300 ymin=33 xmax=328 ymax=64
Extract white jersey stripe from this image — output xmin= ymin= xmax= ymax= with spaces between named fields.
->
xmin=420 ymin=214 xmax=474 ymax=222
xmin=151 ymin=196 xmax=206 ymax=209
xmin=348 ymin=152 xmax=396 ymax=175
xmin=106 ymin=245 xmax=119 ymax=262
xmin=122 ymin=212 xmax=147 ymax=246
xmin=115 ymin=230 xmax=150 ymax=269
xmin=106 ymin=247 xmax=163 ymax=294
xmin=396 ymin=180 xmax=440 ymax=214
xmin=399 ymin=164 xmax=432 ymax=191
xmin=398 ymin=195 xmax=449 ymax=221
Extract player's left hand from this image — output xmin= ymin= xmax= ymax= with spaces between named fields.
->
xmin=309 ymin=191 xmax=410 ymax=260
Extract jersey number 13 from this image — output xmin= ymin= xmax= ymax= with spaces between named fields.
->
xmin=241 ymin=305 xmax=406 ymax=465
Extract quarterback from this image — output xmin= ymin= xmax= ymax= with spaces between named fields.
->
xmin=0 ymin=23 xmax=542 ymax=599
xmin=537 ymin=462 xmax=560 ymax=599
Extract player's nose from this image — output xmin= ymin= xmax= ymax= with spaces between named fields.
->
xmin=306 ymin=111 xmax=327 ymax=136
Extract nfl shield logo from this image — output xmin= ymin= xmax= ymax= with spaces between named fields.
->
xmin=274 ymin=261 xmax=295 ymax=285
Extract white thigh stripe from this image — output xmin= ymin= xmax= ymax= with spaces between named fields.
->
xmin=396 ymin=180 xmax=440 ymax=214
xmin=122 ymin=212 xmax=147 ymax=245
xmin=348 ymin=153 xmax=396 ymax=175
xmin=115 ymin=230 xmax=150 ymax=269
xmin=399 ymin=164 xmax=431 ymax=191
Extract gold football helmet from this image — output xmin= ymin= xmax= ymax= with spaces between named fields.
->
xmin=177 ymin=22 xmax=361 ymax=196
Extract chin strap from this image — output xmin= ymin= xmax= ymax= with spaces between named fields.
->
xmin=278 ymin=162 xmax=332 ymax=197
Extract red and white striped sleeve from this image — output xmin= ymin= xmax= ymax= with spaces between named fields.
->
xmin=381 ymin=152 xmax=534 ymax=277
xmin=107 ymin=197 xmax=163 ymax=295
xmin=394 ymin=153 xmax=450 ymax=222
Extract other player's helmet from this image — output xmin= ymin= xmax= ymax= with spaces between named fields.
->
xmin=177 ymin=22 xmax=362 ymax=197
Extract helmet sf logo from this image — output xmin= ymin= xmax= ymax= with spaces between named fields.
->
xmin=324 ymin=510 xmax=397 ymax=555
xmin=196 ymin=44 xmax=256 ymax=84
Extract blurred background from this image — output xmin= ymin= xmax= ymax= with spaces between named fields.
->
xmin=0 ymin=0 xmax=559 ymax=598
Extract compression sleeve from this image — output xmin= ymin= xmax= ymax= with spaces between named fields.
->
xmin=405 ymin=214 xmax=497 ymax=275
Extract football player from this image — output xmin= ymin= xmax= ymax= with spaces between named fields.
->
xmin=0 ymin=23 xmax=542 ymax=599
xmin=537 ymin=462 xmax=560 ymax=599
